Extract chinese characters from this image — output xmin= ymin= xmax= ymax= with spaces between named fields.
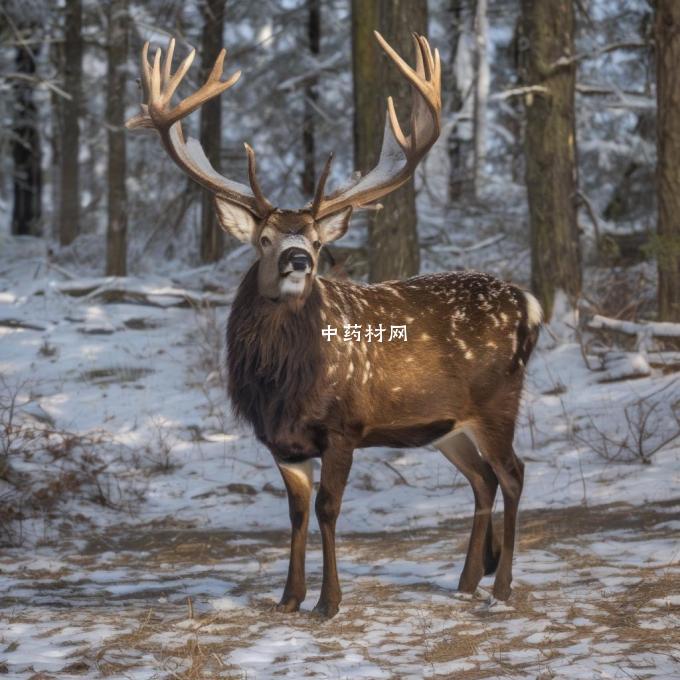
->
xmin=322 ymin=324 xmax=408 ymax=342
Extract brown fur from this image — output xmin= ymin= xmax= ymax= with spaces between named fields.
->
xmin=227 ymin=264 xmax=541 ymax=616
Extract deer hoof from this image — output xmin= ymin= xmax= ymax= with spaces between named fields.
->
xmin=311 ymin=601 xmax=339 ymax=619
xmin=458 ymin=569 xmax=483 ymax=594
xmin=275 ymin=597 xmax=302 ymax=613
xmin=492 ymin=579 xmax=512 ymax=601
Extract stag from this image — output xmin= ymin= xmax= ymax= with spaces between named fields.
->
xmin=127 ymin=32 xmax=542 ymax=618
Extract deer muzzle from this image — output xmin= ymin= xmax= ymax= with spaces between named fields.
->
xmin=279 ymin=247 xmax=313 ymax=276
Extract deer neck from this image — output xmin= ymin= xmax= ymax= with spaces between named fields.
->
xmin=227 ymin=263 xmax=328 ymax=443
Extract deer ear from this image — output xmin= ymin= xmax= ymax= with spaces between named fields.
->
xmin=317 ymin=207 xmax=352 ymax=244
xmin=214 ymin=196 xmax=259 ymax=243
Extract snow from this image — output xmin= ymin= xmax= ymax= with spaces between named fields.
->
xmin=0 ymin=233 xmax=678 ymax=679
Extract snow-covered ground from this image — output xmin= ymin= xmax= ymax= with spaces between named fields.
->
xmin=1 ymin=235 xmax=679 ymax=679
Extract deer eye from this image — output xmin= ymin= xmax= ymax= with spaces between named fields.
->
xmin=260 ymin=236 xmax=271 ymax=247
xmin=313 ymin=240 xmax=322 ymax=250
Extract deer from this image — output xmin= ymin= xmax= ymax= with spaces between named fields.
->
xmin=127 ymin=31 xmax=542 ymax=619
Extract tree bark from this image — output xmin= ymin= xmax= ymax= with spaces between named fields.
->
xmin=199 ymin=0 xmax=225 ymax=263
xmin=655 ymin=1 xmax=680 ymax=321
xmin=11 ymin=29 xmax=42 ymax=236
xmin=472 ymin=0 xmax=488 ymax=197
xmin=447 ymin=1 xmax=472 ymax=201
xmin=520 ymin=0 xmax=581 ymax=320
xmin=105 ymin=0 xmax=128 ymax=276
xmin=302 ymin=0 xmax=321 ymax=198
xmin=352 ymin=0 xmax=427 ymax=283
xmin=49 ymin=40 xmax=63 ymax=240
xmin=59 ymin=0 xmax=82 ymax=246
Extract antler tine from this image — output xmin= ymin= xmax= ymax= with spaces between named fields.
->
xmin=162 ymin=37 xmax=175 ymax=87
xmin=244 ymin=143 xmax=273 ymax=215
xmin=127 ymin=36 xmax=271 ymax=219
xmin=312 ymin=31 xmax=441 ymax=220
xmin=312 ymin=153 xmax=334 ymax=215
xmin=412 ymin=33 xmax=428 ymax=81
xmin=374 ymin=32 xmax=416 ymax=88
xmin=375 ymin=31 xmax=434 ymax=106
xmin=417 ymin=34 xmax=434 ymax=81
xmin=141 ymin=41 xmax=152 ymax=97
xmin=208 ymin=48 xmax=227 ymax=82
xmin=151 ymin=47 xmax=162 ymax=101
xmin=386 ymin=96 xmax=409 ymax=153
xmin=164 ymin=48 xmax=196 ymax=105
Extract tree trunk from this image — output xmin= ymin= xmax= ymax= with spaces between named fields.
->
xmin=199 ymin=0 xmax=225 ymax=263
xmin=352 ymin=0 xmax=427 ymax=283
xmin=59 ymin=0 xmax=82 ymax=246
xmin=655 ymin=1 xmax=680 ymax=321
xmin=302 ymin=0 xmax=321 ymax=198
xmin=105 ymin=0 xmax=128 ymax=276
xmin=11 ymin=30 xmax=42 ymax=236
xmin=472 ymin=0 xmax=488 ymax=197
xmin=520 ymin=0 xmax=581 ymax=320
xmin=447 ymin=1 xmax=472 ymax=201
xmin=50 ymin=40 xmax=63 ymax=240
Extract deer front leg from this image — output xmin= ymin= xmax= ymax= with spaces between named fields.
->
xmin=276 ymin=459 xmax=314 ymax=612
xmin=313 ymin=447 xmax=354 ymax=619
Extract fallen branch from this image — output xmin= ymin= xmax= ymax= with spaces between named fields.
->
xmin=431 ymin=233 xmax=507 ymax=255
xmin=587 ymin=315 xmax=680 ymax=352
xmin=34 ymin=278 xmax=233 ymax=309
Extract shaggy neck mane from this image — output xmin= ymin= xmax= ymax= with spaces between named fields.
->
xmin=227 ymin=262 xmax=325 ymax=443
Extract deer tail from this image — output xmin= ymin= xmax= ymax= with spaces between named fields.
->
xmin=509 ymin=290 xmax=543 ymax=373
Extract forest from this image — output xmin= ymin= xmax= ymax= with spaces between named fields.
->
xmin=1 ymin=1 xmax=679 ymax=678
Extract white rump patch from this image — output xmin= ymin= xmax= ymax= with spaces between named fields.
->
xmin=524 ymin=291 xmax=544 ymax=327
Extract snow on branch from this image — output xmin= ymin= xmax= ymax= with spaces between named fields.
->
xmin=33 ymin=278 xmax=232 ymax=308
xmin=588 ymin=315 xmax=680 ymax=352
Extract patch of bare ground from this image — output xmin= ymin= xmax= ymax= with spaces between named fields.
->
xmin=1 ymin=500 xmax=678 ymax=678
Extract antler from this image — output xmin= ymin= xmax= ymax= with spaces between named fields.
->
xmin=126 ymin=38 xmax=272 ymax=219
xmin=311 ymin=32 xmax=441 ymax=220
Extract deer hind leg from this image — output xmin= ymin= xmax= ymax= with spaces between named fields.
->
xmin=469 ymin=419 xmax=524 ymax=601
xmin=313 ymin=448 xmax=353 ymax=619
xmin=436 ymin=430 xmax=500 ymax=593
xmin=276 ymin=459 xmax=314 ymax=612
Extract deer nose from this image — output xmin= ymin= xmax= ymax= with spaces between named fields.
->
xmin=279 ymin=247 xmax=312 ymax=274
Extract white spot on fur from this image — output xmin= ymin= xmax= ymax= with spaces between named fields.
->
xmin=456 ymin=338 xmax=468 ymax=352
xmin=392 ymin=386 xmax=402 ymax=392
xmin=464 ymin=350 xmax=474 ymax=360
xmin=486 ymin=341 xmax=497 ymax=349
xmin=420 ymin=333 xmax=430 ymax=341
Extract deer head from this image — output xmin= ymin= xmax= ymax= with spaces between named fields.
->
xmin=127 ymin=33 xmax=441 ymax=303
